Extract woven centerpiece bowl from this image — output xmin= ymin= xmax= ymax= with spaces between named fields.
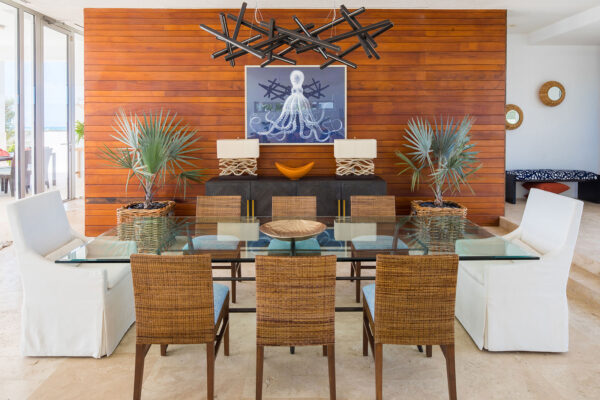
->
xmin=260 ymin=219 xmax=326 ymax=241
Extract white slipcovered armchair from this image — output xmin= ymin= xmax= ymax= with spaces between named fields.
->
xmin=7 ymin=191 xmax=135 ymax=358
xmin=455 ymin=189 xmax=583 ymax=352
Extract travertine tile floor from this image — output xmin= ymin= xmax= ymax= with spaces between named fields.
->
xmin=1 ymin=199 xmax=600 ymax=399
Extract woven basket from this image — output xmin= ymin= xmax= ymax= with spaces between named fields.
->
xmin=410 ymin=200 xmax=467 ymax=218
xmin=117 ymin=201 xmax=176 ymax=253
xmin=117 ymin=200 xmax=176 ymax=224
xmin=410 ymin=200 xmax=467 ymax=254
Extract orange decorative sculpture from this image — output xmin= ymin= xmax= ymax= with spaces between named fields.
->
xmin=275 ymin=161 xmax=314 ymax=180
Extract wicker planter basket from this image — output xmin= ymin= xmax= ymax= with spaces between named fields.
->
xmin=410 ymin=200 xmax=467 ymax=254
xmin=117 ymin=200 xmax=176 ymax=224
xmin=410 ymin=200 xmax=467 ymax=218
xmin=117 ymin=201 xmax=176 ymax=253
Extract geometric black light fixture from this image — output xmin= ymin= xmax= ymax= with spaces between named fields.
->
xmin=200 ymin=2 xmax=394 ymax=69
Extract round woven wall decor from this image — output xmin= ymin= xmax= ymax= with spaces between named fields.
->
xmin=539 ymin=81 xmax=565 ymax=107
xmin=505 ymin=104 xmax=523 ymax=130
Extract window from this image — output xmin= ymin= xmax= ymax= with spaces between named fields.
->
xmin=74 ymin=33 xmax=84 ymax=196
xmin=0 ymin=0 xmax=83 ymax=200
xmin=23 ymin=12 xmax=34 ymax=196
xmin=0 ymin=3 xmax=18 ymax=199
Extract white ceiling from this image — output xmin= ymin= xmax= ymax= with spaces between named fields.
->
xmin=10 ymin=0 xmax=600 ymax=42
xmin=529 ymin=5 xmax=600 ymax=45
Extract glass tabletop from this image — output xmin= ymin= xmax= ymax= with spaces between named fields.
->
xmin=56 ymin=216 xmax=539 ymax=263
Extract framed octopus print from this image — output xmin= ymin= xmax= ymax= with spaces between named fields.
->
xmin=245 ymin=65 xmax=347 ymax=145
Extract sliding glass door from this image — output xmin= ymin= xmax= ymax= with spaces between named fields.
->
xmin=23 ymin=12 xmax=35 ymax=196
xmin=0 ymin=3 xmax=18 ymax=200
xmin=0 ymin=0 xmax=83 ymax=201
xmin=74 ymin=33 xmax=84 ymax=198
xmin=43 ymin=26 xmax=69 ymax=199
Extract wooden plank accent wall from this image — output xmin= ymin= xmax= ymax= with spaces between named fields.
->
xmin=84 ymin=8 xmax=506 ymax=236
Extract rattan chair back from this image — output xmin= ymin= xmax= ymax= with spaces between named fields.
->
xmin=131 ymin=254 xmax=216 ymax=344
xmin=272 ymin=196 xmax=317 ymax=217
xmin=351 ymin=196 xmax=396 ymax=217
xmin=374 ymin=255 xmax=458 ymax=345
xmin=255 ymin=255 xmax=336 ymax=346
xmin=196 ymin=195 xmax=241 ymax=217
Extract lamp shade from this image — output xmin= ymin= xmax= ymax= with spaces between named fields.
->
xmin=216 ymin=139 xmax=260 ymax=159
xmin=334 ymin=139 xmax=377 ymax=159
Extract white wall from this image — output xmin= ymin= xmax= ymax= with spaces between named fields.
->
xmin=506 ymin=33 xmax=600 ymax=198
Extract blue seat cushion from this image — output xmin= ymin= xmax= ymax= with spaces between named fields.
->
xmin=352 ymin=235 xmax=408 ymax=251
xmin=362 ymin=283 xmax=375 ymax=320
xmin=267 ymin=238 xmax=320 ymax=251
xmin=213 ymin=283 xmax=229 ymax=324
xmin=182 ymin=235 xmax=239 ymax=251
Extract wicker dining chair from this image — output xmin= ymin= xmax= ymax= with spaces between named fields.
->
xmin=350 ymin=195 xmax=397 ymax=302
xmin=255 ymin=255 xmax=337 ymax=400
xmin=272 ymin=195 xmax=317 ymax=217
xmin=130 ymin=254 xmax=230 ymax=400
xmin=362 ymin=255 xmax=459 ymax=400
xmin=270 ymin=196 xmax=320 ymax=254
xmin=193 ymin=195 xmax=242 ymax=303
xmin=196 ymin=195 xmax=242 ymax=217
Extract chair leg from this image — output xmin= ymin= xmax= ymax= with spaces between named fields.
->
xmin=426 ymin=345 xmax=432 ymax=358
xmin=160 ymin=344 xmax=168 ymax=356
xmin=230 ymin=262 xmax=237 ymax=303
xmin=206 ymin=341 xmax=215 ymax=400
xmin=362 ymin=319 xmax=369 ymax=357
xmin=256 ymin=345 xmax=264 ymax=400
xmin=327 ymin=344 xmax=336 ymax=400
xmin=375 ymin=343 xmax=383 ymax=400
xmin=323 ymin=345 xmax=328 ymax=356
xmin=237 ymin=262 xmax=242 ymax=278
xmin=224 ymin=317 xmax=230 ymax=357
xmin=355 ymin=262 xmax=362 ymax=303
xmin=350 ymin=261 xmax=355 ymax=282
xmin=133 ymin=344 xmax=149 ymax=400
xmin=441 ymin=344 xmax=457 ymax=400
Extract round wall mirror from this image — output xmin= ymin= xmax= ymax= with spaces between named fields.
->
xmin=505 ymin=104 xmax=523 ymax=130
xmin=539 ymin=81 xmax=565 ymax=106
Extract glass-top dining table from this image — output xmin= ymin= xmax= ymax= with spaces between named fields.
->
xmin=57 ymin=215 xmax=537 ymax=263
xmin=56 ymin=215 xmax=537 ymax=315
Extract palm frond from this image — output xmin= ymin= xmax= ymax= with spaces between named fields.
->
xmin=396 ymin=115 xmax=481 ymax=204
xmin=100 ymin=108 xmax=204 ymax=207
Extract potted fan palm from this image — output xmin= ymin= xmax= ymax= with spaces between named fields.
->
xmin=396 ymin=115 xmax=481 ymax=217
xmin=103 ymin=109 xmax=204 ymax=224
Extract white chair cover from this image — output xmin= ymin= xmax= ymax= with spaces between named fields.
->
xmin=7 ymin=191 xmax=135 ymax=358
xmin=455 ymin=189 xmax=583 ymax=352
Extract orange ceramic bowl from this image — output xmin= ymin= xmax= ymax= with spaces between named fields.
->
xmin=275 ymin=161 xmax=314 ymax=180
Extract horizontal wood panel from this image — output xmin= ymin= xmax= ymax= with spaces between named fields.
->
xmin=84 ymin=8 xmax=506 ymax=235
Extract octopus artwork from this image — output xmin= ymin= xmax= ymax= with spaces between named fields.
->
xmin=247 ymin=67 xmax=346 ymax=144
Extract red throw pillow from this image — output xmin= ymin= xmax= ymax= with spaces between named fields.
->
xmin=523 ymin=182 xmax=569 ymax=194
xmin=0 ymin=149 xmax=9 ymax=157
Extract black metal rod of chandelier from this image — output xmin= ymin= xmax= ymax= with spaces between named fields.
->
xmin=199 ymin=2 xmax=394 ymax=69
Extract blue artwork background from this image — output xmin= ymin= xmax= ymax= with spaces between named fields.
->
xmin=245 ymin=66 xmax=346 ymax=144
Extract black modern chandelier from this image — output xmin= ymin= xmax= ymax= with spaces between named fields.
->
xmin=199 ymin=2 xmax=394 ymax=69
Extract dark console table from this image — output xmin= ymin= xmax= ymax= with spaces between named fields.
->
xmin=205 ymin=176 xmax=387 ymax=216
